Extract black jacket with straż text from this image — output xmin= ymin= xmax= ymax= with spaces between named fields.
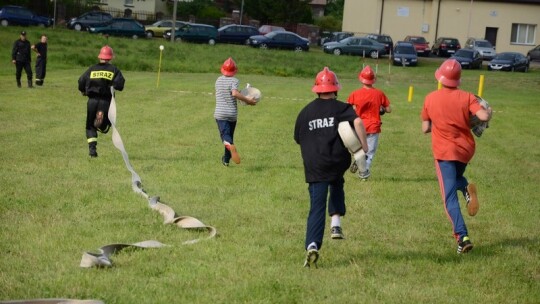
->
xmin=78 ymin=62 xmax=125 ymax=99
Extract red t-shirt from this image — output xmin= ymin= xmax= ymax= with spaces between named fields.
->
xmin=421 ymin=88 xmax=483 ymax=163
xmin=347 ymin=87 xmax=390 ymax=134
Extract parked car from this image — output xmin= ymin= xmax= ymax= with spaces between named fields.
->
xmin=488 ymin=52 xmax=529 ymax=72
xmin=67 ymin=11 xmax=112 ymax=31
xmin=217 ymin=24 xmax=260 ymax=44
xmin=258 ymin=25 xmax=285 ymax=35
xmin=366 ymin=33 xmax=393 ymax=54
xmin=167 ymin=23 xmax=218 ymax=45
xmin=451 ymin=49 xmax=483 ymax=69
xmin=145 ymin=20 xmax=186 ymax=38
xmin=248 ymin=31 xmax=309 ymax=51
xmin=320 ymin=31 xmax=354 ymax=45
xmin=464 ymin=38 xmax=496 ymax=60
xmin=391 ymin=42 xmax=417 ymax=66
xmin=403 ymin=35 xmax=430 ymax=56
xmin=0 ymin=5 xmax=52 ymax=27
xmin=88 ymin=18 xmax=146 ymax=39
xmin=527 ymin=45 xmax=540 ymax=61
xmin=432 ymin=37 xmax=461 ymax=57
xmin=323 ymin=37 xmax=386 ymax=58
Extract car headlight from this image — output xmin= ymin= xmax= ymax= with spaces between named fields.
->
xmin=411 ymin=58 xmax=417 ymax=62
xmin=502 ymin=64 xmax=510 ymax=67
xmin=394 ymin=58 xmax=401 ymax=62
xmin=251 ymin=39 xmax=259 ymax=44
xmin=89 ymin=27 xmax=95 ymax=32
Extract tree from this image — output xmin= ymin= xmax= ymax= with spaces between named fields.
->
xmin=234 ymin=0 xmax=313 ymax=24
xmin=325 ymin=0 xmax=344 ymax=19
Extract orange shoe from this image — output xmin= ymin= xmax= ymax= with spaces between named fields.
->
xmin=465 ymin=183 xmax=479 ymax=216
xmin=226 ymin=144 xmax=241 ymax=164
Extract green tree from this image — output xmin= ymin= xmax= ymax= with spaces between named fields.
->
xmin=234 ymin=0 xmax=313 ymax=24
xmin=325 ymin=0 xmax=344 ymax=19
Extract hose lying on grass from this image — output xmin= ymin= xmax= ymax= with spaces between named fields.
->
xmin=80 ymin=88 xmax=216 ymax=268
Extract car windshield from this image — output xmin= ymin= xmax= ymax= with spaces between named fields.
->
xmin=265 ymin=31 xmax=278 ymax=38
xmin=339 ymin=37 xmax=353 ymax=44
xmin=496 ymin=53 xmax=516 ymax=60
xmin=455 ymin=50 xmax=473 ymax=58
xmin=411 ymin=37 xmax=426 ymax=43
xmin=395 ymin=46 xmax=416 ymax=54
xmin=476 ymin=41 xmax=492 ymax=48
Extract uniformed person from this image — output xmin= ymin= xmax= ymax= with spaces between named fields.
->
xmin=32 ymin=35 xmax=48 ymax=86
xmin=78 ymin=45 xmax=125 ymax=158
xmin=11 ymin=31 xmax=33 ymax=88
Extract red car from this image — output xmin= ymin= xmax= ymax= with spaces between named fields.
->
xmin=404 ymin=35 xmax=430 ymax=56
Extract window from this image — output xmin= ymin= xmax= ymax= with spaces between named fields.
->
xmin=124 ymin=0 xmax=133 ymax=6
xmin=511 ymin=23 xmax=536 ymax=45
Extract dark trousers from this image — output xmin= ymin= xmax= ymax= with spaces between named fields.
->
xmin=435 ymin=160 xmax=469 ymax=242
xmin=305 ymin=177 xmax=346 ymax=250
xmin=35 ymin=57 xmax=46 ymax=85
xmin=15 ymin=61 xmax=32 ymax=84
xmin=216 ymin=119 xmax=237 ymax=163
xmin=86 ymin=97 xmax=111 ymax=141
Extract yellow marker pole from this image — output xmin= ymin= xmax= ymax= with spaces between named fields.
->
xmin=438 ymin=81 xmax=442 ymax=90
xmin=156 ymin=45 xmax=164 ymax=88
xmin=408 ymin=85 xmax=414 ymax=102
xmin=477 ymin=74 xmax=485 ymax=97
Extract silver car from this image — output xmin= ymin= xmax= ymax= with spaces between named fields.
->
xmin=465 ymin=38 xmax=496 ymax=60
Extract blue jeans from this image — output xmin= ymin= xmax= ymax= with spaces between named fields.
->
xmin=435 ymin=160 xmax=469 ymax=242
xmin=305 ymin=177 xmax=346 ymax=250
xmin=216 ymin=119 xmax=237 ymax=163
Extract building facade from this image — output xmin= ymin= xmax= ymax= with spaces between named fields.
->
xmin=343 ymin=0 xmax=540 ymax=54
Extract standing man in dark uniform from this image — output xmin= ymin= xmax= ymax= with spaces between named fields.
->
xmin=78 ymin=45 xmax=125 ymax=158
xmin=32 ymin=35 xmax=48 ymax=86
xmin=11 ymin=31 xmax=33 ymax=88
xmin=294 ymin=67 xmax=368 ymax=268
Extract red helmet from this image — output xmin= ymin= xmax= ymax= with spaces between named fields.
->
xmin=435 ymin=59 xmax=461 ymax=87
xmin=221 ymin=57 xmax=237 ymax=76
xmin=359 ymin=65 xmax=376 ymax=85
xmin=312 ymin=67 xmax=341 ymax=93
xmin=98 ymin=45 xmax=114 ymax=60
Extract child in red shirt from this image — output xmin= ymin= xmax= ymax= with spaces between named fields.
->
xmin=347 ymin=65 xmax=391 ymax=180
xmin=421 ymin=59 xmax=492 ymax=254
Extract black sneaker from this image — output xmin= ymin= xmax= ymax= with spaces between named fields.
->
xmin=331 ymin=226 xmax=344 ymax=239
xmin=457 ymin=236 xmax=473 ymax=254
xmin=89 ymin=146 xmax=98 ymax=158
xmin=221 ymin=156 xmax=229 ymax=167
xmin=303 ymin=245 xmax=319 ymax=268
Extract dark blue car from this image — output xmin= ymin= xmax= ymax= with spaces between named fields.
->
xmin=451 ymin=49 xmax=483 ymax=69
xmin=249 ymin=31 xmax=309 ymax=52
xmin=0 ymin=5 xmax=52 ymax=27
xmin=488 ymin=52 xmax=530 ymax=72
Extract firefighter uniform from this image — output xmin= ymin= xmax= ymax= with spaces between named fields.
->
xmin=78 ymin=46 xmax=125 ymax=157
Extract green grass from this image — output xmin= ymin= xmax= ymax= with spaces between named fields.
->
xmin=1 ymin=26 xmax=539 ymax=303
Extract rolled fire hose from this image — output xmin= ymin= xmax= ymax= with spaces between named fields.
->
xmin=80 ymin=88 xmax=216 ymax=268
xmin=337 ymin=121 xmax=367 ymax=173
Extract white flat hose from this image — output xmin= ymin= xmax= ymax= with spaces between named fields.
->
xmin=338 ymin=121 xmax=367 ymax=173
xmin=79 ymin=88 xmax=216 ymax=268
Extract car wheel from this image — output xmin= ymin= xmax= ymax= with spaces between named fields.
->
xmin=146 ymin=31 xmax=153 ymax=38
xmin=245 ymin=39 xmax=250 ymax=45
xmin=523 ymin=65 xmax=529 ymax=73
xmin=260 ymin=43 xmax=268 ymax=49
xmin=175 ymin=37 xmax=183 ymax=43
xmin=333 ymin=48 xmax=342 ymax=55
xmin=74 ymin=23 xmax=82 ymax=31
xmin=369 ymin=50 xmax=379 ymax=59
xmin=294 ymin=46 xmax=304 ymax=52
xmin=132 ymin=35 xmax=139 ymax=39
xmin=511 ymin=66 xmax=515 ymax=72
xmin=0 ymin=19 xmax=8 ymax=26
xmin=208 ymin=39 xmax=216 ymax=45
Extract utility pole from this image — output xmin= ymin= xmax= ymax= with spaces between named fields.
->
xmin=240 ymin=0 xmax=244 ymax=25
xmin=171 ymin=0 xmax=178 ymax=43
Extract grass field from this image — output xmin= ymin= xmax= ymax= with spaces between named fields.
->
xmin=1 ymin=27 xmax=539 ymax=303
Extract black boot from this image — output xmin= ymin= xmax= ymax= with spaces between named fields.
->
xmin=17 ymin=79 xmax=21 ymax=88
xmin=28 ymin=79 xmax=33 ymax=88
xmin=89 ymin=142 xmax=98 ymax=158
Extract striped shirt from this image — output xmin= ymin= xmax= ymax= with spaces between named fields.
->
xmin=214 ymin=75 xmax=239 ymax=121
